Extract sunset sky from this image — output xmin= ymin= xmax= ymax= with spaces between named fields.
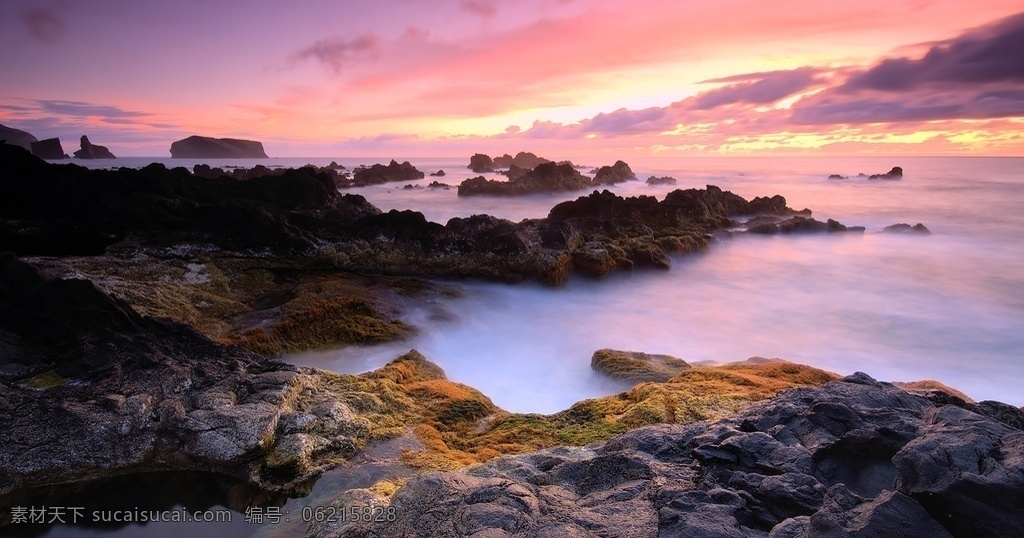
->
xmin=2 ymin=0 xmax=1023 ymax=158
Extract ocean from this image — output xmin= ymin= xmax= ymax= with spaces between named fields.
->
xmin=71 ymin=155 xmax=1024 ymax=411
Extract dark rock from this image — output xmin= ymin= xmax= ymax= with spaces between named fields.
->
xmin=73 ymin=135 xmax=116 ymax=159
xmin=646 ymin=175 xmax=677 ymax=185
xmin=430 ymin=169 xmax=446 ymax=177
xmin=192 ymin=163 xmax=228 ymax=179
xmin=0 ymin=124 xmax=38 ymax=151
xmin=502 ymin=163 xmax=530 ymax=181
xmin=493 ymin=151 xmax=551 ymax=170
xmin=30 ymin=138 xmax=68 ymax=159
xmin=427 ymin=181 xmax=451 ymax=189
xmin=169 ymin=135 xmax=268 ymax=158
xmin=868 ymin=167 xmax=903 ymax=180
xmin=458 ymin=162 xmax=592 ymax=196
xmin=468 ymin=154 xmax=496 ymax=173
xmin=351 ymin=160 xmax=425 ymax=186
xmin=827 ymin=174 xmax=848 ymax=180
xmin=351 ymin=373 xmax=1024 ymax=538
xmin=748 ymin=216 xmax=858 ymax=235
xmin=883 ymin=223 xmax=930 ymax=234
xmin=593 ymin=160 xmax=636 ymax=185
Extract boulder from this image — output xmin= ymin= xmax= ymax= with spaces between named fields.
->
xmin=430 ymin=169 xmax=446 ymax=177
xmin=869 ymin=167 xmax=903 ymax=180
xmin=169 ymin=135 xmax=268 ymax=158
xmin=468 ymin=154 xmax=495 ymax=173
xmin=593 ymin=160 xmax=637 ymax=185
xmin=30 ymin=138 xmax=67 ymax=159
xmin=73 ymin=135 xmax=116 ymax=159
xmin=646 ymin=176 xmax=677 ymax=185
xmin=0 ymin=124 xmax=38 ymax=150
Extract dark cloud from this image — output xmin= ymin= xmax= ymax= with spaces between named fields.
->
xmin=690 ymin=68 xmax=826 ymax=110
xmin=290 ymin=35 xmax=381 ymax=73
xmin=20 ymin=3 xmax=68 ymax=45
xmin=791 ymin=90 xmax=1024 ymax=124
xmin=35 ymin=100 xmax=151 ymax=119
xmin=461 ymin=0 xmax=497 ymax=18
xmin=841 ymin=12 xmax=1024 ymax=92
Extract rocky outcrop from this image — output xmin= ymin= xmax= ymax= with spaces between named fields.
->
xmin=593 ymin=160 xmax=637 ymax=185
xmin=169 ymin=135 xmax=268 ymax=158
xmin=869 ymin=166 xmax=903 ymax=180
xmin=349 ymin=160 xmax=425 ymax=186
xmin=646 ymin=176 xmax=677 ymax=185
xmin=884 ymin=223 xmax=931 ymax=234
xmin=747 ymin=216 xmax=864 ymax=234
xmin=493 ymin=152 xmax=551 ymax=170
xmin=0 ymin=124 xmax=37 ymax=151
xmin=30 ymin=138 xmax=67 ymax=159
xmin=458 ymin=162 xmax=593 ymax=196
xmin=430 ymin=170 xmax=446 ymax=177
xmin=468 ymin=154 xmax=496 ymax=173
xmin=73 ymin=135 xmax=116 ymax=159
xmin=591 ymin=349 xmax=690 ymax=383
xmin=338 ymin=373 xmax=1024 ymax=538
xmin=828 ymin=174 xmax=848 ymax=180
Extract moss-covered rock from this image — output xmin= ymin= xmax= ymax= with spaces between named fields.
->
xmin=591 ymin=348 xmax=692 ymax=383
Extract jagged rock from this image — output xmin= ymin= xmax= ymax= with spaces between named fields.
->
xmin=346 ymin=373 xmax=1024 ymax=537
xmin=169 ymin=135 xmax=268 ymax=158
xmin=430 ymin=169 xmax=446 ymax=177
xmin=827 ymin=174 xmax=848 ymax=180
xmin=469 ymin=154 xmax=496 ymax=173
xmin=591 ymin=349 xmax=691 ymax=383
xmin=30 ymin=138 xmax=67 ymax=159
xmin=0 ymin=124 xmax=37 ymax=151
xmin=351 ymin=160 xmax=425 ymax=186
xmin=883 ymin=223 xmax=930 ymax=234
xmin=593 ymin=160 xmax=637 ymax=185
xmin=458 ymin=162 xmax=592 ymax=196
xmin=646 ymin=176 xmax=677 ymax=185
xmin=748 ymin=216 xmax=863 ymax=234
xmin=869 ymin=167 xmax=903 ymax=180
xmin=502 ymin=163 xmax=530 ymax=181
xmin=73 ymin=135 xmax=116 ymax=159
xmin=427 ymin=181 xmax=451 ymax=189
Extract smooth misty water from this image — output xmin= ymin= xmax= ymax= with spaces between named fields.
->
xmin=283 ymin=156 xmax=1024 ymax=412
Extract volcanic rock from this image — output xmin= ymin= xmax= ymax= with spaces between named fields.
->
xmin=73 ymin=135 xmax=116 ymax=159
xmin=169 ymin=135 xmax=268 ymax=158
xmin=458 ymin=162 xmax=592 ymax=196
xmin=30 ymin=138 xmax=67 ymax=160
xmin=593 ymin=160 xmax=637 ymax=185
xmin=883 ymin=223 xmax=931 ymax=234
xmin=340 ymin=373 xmax=1024 ymax=538
xmin=351 ymin=160 xmax=425 ymax=186
xmin=869 ymin=167 xmax=903 ymax=180
xmin=0 ymin=124 xmax=37 ymax=151
xmin=468 ymin=154 xmax=495 ymax=173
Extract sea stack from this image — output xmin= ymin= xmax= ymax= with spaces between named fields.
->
xmin=169 ymin=135 xmax=268 ymax=158
xmin=73 ymin=136 xmax=116 ymax=159
xmin=0 ymin=124 xmax=38 ymax=151
xmin=30 ymin=138 xmax=68 ymax=160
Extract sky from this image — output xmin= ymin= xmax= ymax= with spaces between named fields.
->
xmin=1 ymin=0 xmax=1023 ymax=158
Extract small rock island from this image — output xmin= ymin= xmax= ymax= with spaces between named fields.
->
xmin=169 ymin=135 xmax=268 ymax=158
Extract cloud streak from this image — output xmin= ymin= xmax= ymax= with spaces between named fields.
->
xmin=289 ymin=35 xmax=381 ymax=73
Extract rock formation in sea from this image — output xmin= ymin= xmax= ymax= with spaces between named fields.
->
xmin=593 ymin=160 xmax=637 ymax=185
xmin=869 ymin=166 xmax=903 ymax=180
xmin=72 ymin=135 xmax=116 ymax=159
xmin=430 ymin=169 xmax=446 ymax=177
xmin=591 ymin=348 xmax=691 ymax=383
xmin=458 ymin=162 xmax=593 ymax=196
xmin=493 ymin=151 xmax=552 ymax=169
xmin=324 ymin=372 xmax=1024 ymax=538
xmin=646 ymin=175 xmax=677 ymax=185
xmin=0 ymin=124 xmax=38 ymax=151
xmin=468 ymin=153 xmax=496 ymax=173
xmin=30 ymin=137 xmax=68 ymax=159
xmin=828 ymin=174 xmax=848 ymax=179
xmin=884 ymin=223 xmax=931 ymax=234
xmin=348 ymin=160 xmax=425 ymax=186
xmin=169 ymin=135 xmax=269 ymax=158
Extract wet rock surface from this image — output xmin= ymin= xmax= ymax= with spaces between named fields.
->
xmin=335 ymin=374 xmax=1024 ymax=538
